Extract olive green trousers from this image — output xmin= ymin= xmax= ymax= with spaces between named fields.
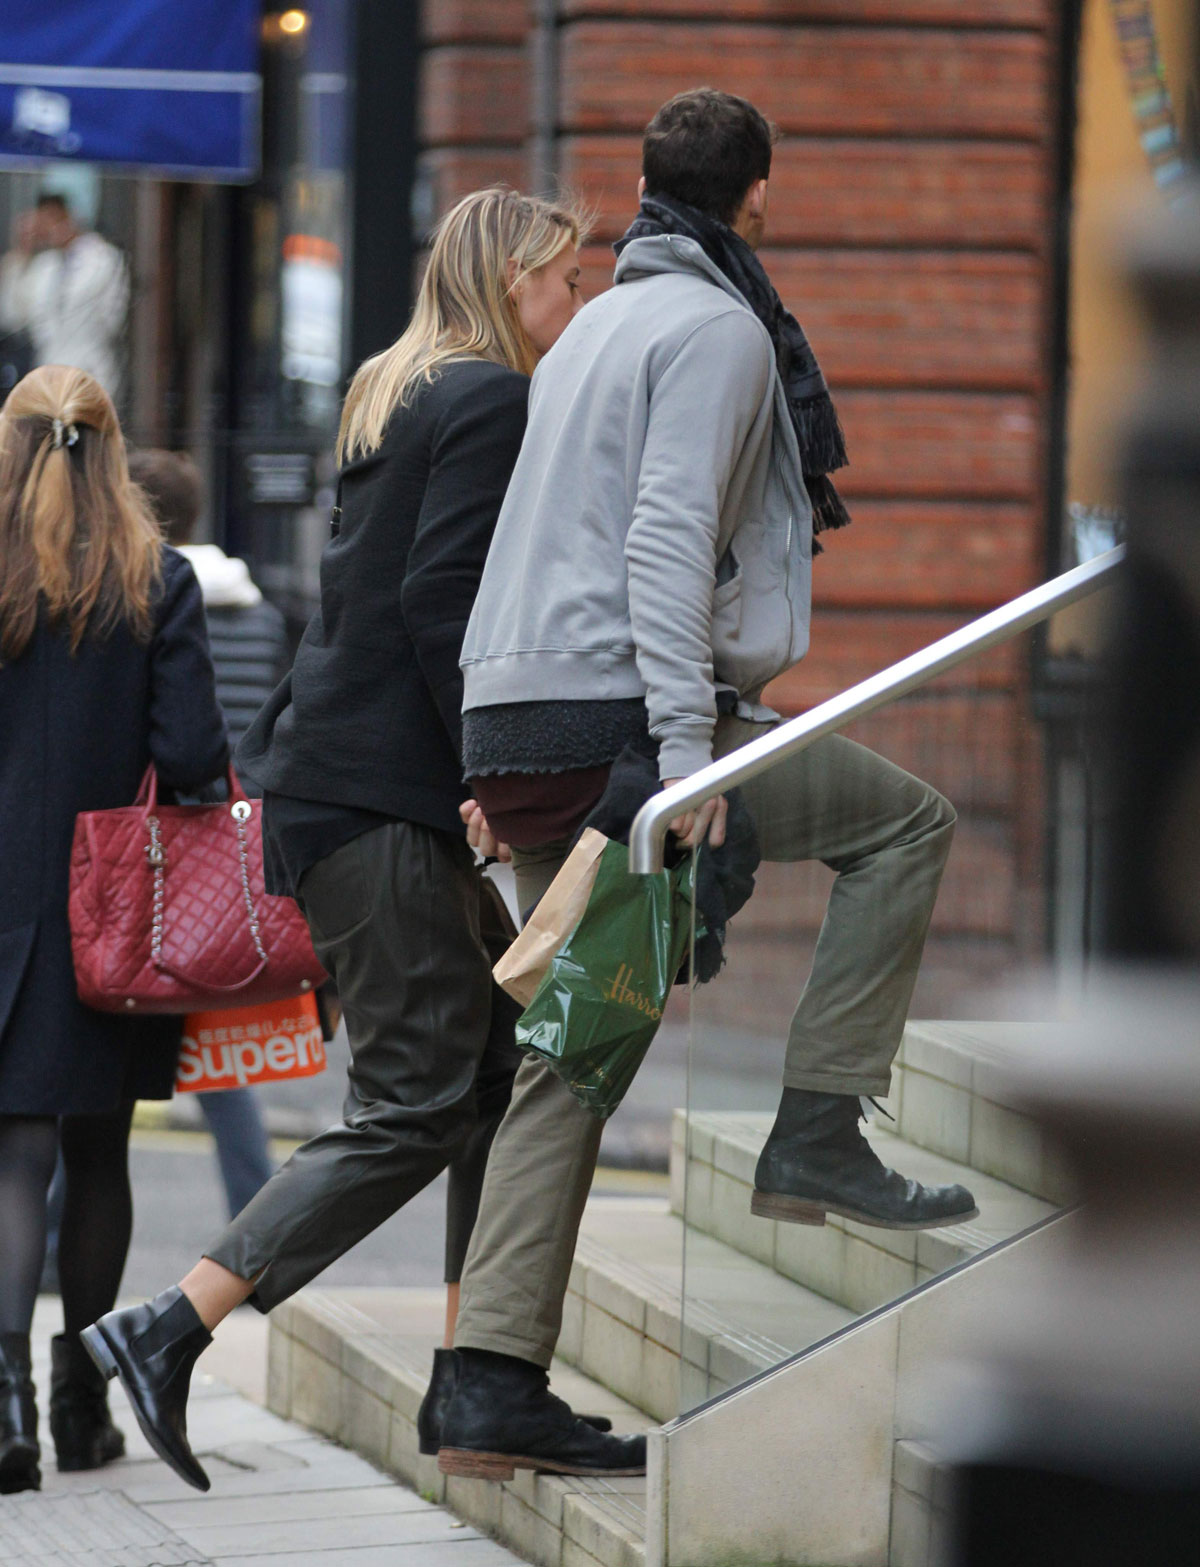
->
xmin=454 ymin=722 xmax=955 ymax=1366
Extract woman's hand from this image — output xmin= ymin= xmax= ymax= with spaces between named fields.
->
xmin=662 ymin=779 xmax=727 ymax=849
xmin=460 ymin=798 xmax=512 ymax=863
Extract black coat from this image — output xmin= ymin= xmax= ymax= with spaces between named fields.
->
xmin=0 ymin=548 xmax=229 ymax=1114
xmin=239 ymin=358 xmax=529 ymax=836
xmin=205 ymin=599 xmax=290 ymax=756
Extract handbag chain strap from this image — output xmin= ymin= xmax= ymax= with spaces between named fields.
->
xmin=147 ymin=804 xmax=268 ymax=972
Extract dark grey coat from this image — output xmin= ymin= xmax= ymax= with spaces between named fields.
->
xmin=0 ymin=547 xmax=229 ymax=1114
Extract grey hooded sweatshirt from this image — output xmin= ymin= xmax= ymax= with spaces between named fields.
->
xmin=459 ymin=233 xmax=813 ymax=781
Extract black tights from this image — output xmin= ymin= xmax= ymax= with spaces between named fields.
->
xmin=0 ymin=1103 xmax=135 ymax=1337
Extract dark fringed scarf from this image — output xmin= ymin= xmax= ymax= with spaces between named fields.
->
xmin=615 ymin=194 xmax=851 ymax=540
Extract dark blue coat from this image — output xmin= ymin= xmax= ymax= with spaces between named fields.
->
xmin=0 ymin=547 xmax=229 ymax=1114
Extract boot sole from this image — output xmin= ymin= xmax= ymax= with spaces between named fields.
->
xmin=751 ymin=1191 xmax=980 ymax=1231
xmin=80 ymin=1324 xmax=210 ymax=1493
xmin=0 ymin=1441 xmax=40 ymax=1493
xmin=438 ymin=1447 xmax=646 ymax=1481
xmin=420 ymin=1413 xmax=613 ymax=1457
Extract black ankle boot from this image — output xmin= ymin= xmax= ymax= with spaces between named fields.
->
xmin=417 ymin=1348 xmax=460 ymax=1456
xmin=0 ymin=1333 xmax=39 ymax=1494
xmin=82 ymin=1286 xmax=212 ymax=1492
xmin=438 ymin=1348 xmax=644 ymax=1481
xmin=418 ymin=1347 xmax=613 ymax=1456
xmin=752 ymin=1089 xmax=978 ymax=1230
xmin=50 ymin=1331 xmax=126 ymax=1472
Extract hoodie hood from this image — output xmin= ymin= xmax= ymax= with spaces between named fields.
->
xmin=178 ymin=544 xmax=263 ymax=609
xmin=613 ymin=232 xmax=752 ymax=309
xmin=616 ymin=232 xmax=810 ymax=516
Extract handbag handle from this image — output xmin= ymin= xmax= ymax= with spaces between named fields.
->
xmin=141 ymin=768 xmax=270 ymax=994
xmin=134 ymin=761 xmax=250 ymax=811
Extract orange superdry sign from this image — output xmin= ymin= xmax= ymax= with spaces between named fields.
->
xmin=177 ymin=993 xmax=326 ymax=1093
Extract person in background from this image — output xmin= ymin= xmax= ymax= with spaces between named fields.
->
xmin=0 ymin=366 xmax=228 ymax=1493
xmin=127 ymin=447 xmax=289 ymax=1220
xmin=0 ymin=194 xmax=129 ymax=405
xmin=83 ymin=188 xmax=617 ymax=1495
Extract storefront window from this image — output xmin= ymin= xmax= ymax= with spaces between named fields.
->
xmin=232 ymin=0 xmax=352 ymax=616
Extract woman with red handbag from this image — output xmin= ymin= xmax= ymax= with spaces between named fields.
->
xmin=84 ymin=188 xmax=611 ymax=1493
xmin=0 ymin=365 xmax=228 ymax=1493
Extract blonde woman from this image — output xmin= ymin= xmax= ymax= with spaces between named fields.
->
xmin=85 ymin=187 xmax=599 ymax=1492
xmin=0 ymin=366 xmax=227 ymax=1493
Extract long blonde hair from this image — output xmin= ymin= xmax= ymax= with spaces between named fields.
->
xmin=0 ymin=365 xmax=162 ymax=661
xmin=337 ymin=187 xmax=585 ymax=465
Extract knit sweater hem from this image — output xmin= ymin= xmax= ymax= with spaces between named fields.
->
xmin=462 ymin=698 xmax=648 ymax=778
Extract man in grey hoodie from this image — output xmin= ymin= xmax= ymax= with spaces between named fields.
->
xmin=438 ymin=90 xmax=974 ymax=1480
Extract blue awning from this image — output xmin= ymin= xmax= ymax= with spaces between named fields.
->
xmin=0 ymin=0 xmax=261 ymax=181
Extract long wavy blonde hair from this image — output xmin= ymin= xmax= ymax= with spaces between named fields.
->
xmin=0 ymin=365 xmax=161 ymax=661
xmin=337 ymin=186 xmax=585 ymax=465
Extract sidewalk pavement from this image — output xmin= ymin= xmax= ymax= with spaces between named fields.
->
xmin=0 ymin=1298 xmax=525 ymax=1567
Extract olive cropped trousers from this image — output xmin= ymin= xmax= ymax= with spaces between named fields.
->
xmin=205 ymin=820 xmax=522 ymax=1311
xmin=453 ymin=721 xmax=956 ymax=1367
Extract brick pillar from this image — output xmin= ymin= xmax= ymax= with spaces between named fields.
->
xmin=417 ymin=0 xmax=533 ymax=228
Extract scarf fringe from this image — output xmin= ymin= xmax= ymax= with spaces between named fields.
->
xmin=793 ymin=394 xmax=850 ymax=479
xmin=806 ymin=474 xmax=852 ymax=536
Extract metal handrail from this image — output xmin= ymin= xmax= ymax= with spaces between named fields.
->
xmin=629 ymin=545 xmax=1125 ymax=873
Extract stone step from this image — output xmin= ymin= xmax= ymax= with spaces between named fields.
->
xmin=670 ymin=1110 xmax=1056 ymax=1316
xmin=891 ymin=1438 xmax=954 ymax=1567
xmin=650 ymin=1210 xmax=1075 ymax=1567
xmin=267 ymin=1285 xmax=651 ymax=1567
xmin=563 ymin=1196 xmax=855 ymax=1419
xmin=890 ymin=1020 xmax=1075 ymax=1203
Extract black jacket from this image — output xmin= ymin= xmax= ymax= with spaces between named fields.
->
xmin=0 ymin=548 xmax=229 ymax=1114
xmin=206 ymin=599 xmax=290 ymax=755
xmin=239 ymin=359 xmax=529 ymax=836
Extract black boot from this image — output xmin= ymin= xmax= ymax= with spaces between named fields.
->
xmin=417 ymin=1347 xmax=613 ymax=1456
xmin=0 ymin=1334 xmax=39 ymax=1494
xmin=50 ymin=1332 xmax=126 ymax=1472
xmin=81 ymin=1286 xmax=212 ymax=1492
xmin=439 ymin=1349 xmax=645 ymax=1480
xmin=417 ymin=1348 xmax=459 ymax=1457
xmin=752 ymin=1089 xmax=978 ymax=1230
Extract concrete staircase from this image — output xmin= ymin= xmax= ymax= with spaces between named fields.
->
xmin=266 ymin=1021 xmax=1072 ymax=1567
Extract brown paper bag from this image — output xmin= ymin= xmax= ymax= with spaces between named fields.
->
xmin=492 ymin=827 xmax=609 ymax=1007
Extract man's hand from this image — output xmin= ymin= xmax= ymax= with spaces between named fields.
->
xmin=460 ymin=797 xmax=512 ymax=863
xmin=663 ymin=779 xmax=727 ymax=849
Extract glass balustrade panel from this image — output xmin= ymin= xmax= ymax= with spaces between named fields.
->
xmin=675 ymin=624 xmax=1104 ymax=1413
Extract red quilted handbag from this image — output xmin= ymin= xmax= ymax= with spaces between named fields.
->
xmin=69 ymin=763 xmax=327 ymax=1014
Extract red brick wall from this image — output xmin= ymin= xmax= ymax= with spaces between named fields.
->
xmin=418 ymin=0 xmax=532 ymax=212
xmin=417 ymin=0 xmax=1066 ymax=973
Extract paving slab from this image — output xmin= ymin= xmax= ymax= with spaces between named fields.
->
xmin=210 ymin=1544 xmax=521 ymax=1567
xmin=0 ymin=1488 xmax=211 ymax=1565
xmin=6 ymin=1300 xmax=525 ymax=1567
xmin=175 ymin=1506 xmax=485 ymax=1558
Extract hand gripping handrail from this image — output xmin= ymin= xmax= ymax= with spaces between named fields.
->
xmin=629 ymin=545 xmax=1125 ymax=874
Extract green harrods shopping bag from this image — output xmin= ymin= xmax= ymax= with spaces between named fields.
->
xmin=515 ymin=835 xmax=696 ymax=1119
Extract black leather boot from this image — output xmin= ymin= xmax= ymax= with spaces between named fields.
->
xmin=0 ymin=1333 xmax=39 ymax=1494
xmin=81 ymin=1286 xmax=212 ymax=1492
xmin=752 ymin=1089 xmax=978 ymax=1229
xmin=50 ymin=1331 xmax=126 ymax=1472
xmin=417 ymin=1348 xmax=459 ymax=1456
xmin=418 ymin=1347 xmax=613 ymax=1456
xmin=438 ymin=1349 xmax=645 ymax=1480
